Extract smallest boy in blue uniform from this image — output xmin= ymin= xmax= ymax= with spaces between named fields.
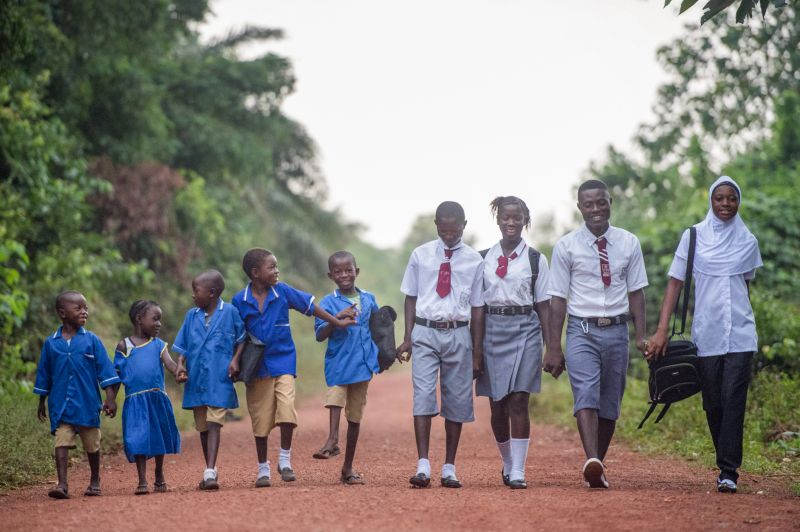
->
xmin=34 ymin=291 xmax=121 ymax=499
xmin=314 ymin=251 xmax=380 ymax=484
xmin=173 ymin=270 xmax=246 ymax=491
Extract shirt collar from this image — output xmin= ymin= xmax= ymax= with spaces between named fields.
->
xmin=194 ymin=299 xmax=225 ymax=314
xmin=581 ymin=224 xmax=614 ymax=245
xmin=243 ymin=283 xmax=279 ymax=304
xmin=334 ymin=288 xmax=361 ymax=299
xmin=437 ymin=238 xmax=463 ymax=253
xmin=53 ymin=326 xmax=86 ymax=338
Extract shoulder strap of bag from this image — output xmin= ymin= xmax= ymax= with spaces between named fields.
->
xmin=637 ymin=402 xmax=659 ymax=430
xmin=671 ymin=227 xmax=697 ymax=337
xmin=654 ymin=402 xmax=672 ymax=424
xmin=528 ymin=246 xmax=540 ymax=301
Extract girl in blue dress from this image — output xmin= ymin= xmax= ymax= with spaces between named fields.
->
xmin=115 ymin=300 xmax=185 ymax=495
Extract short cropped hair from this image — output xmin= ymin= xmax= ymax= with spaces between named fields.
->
xmin=328 ymin=251 xmax=357 ymax=271
xmin=577 ymin=179 xmax=609 ymax=197
xmin=242 ymin=248 xmax=274 ymax=279
xmin=489 ymin=196 xmax=531 ymax=230
xmin=194 ymin=269 xmax=225 ymax=294
xmin=129 ymin=299 xmax=159 ymax=326
xmin=435 ymin=201 xmax=466 ymax=223
xmin=55 ymin=290 xmax=84 ymax=311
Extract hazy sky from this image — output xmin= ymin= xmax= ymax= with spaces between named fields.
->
xmin=200 ymin=0 xmax=687 ymax=249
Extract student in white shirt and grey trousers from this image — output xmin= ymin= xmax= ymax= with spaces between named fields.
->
xmin=543 ymin=179 xmax=648 ymax=490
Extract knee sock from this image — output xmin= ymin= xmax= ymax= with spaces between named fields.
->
xmin=258 ymin=461 xmax=270 ymax=478
xmin=496 ymin=439 xmax=512 ymax=476
xmin=442 ymin=463 xmax=457 ymax=480
xmin=416 ymin=458 xmax=431 ymax=477
xmin=279 ymin=448 xmax=292 ymax=470
xmin=509 ymin=438 xmax=530 ymax=482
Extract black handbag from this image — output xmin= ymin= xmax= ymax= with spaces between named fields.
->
xmin=638 ymin=227 xmax=702 ymax=429
xmin=235 ymin=333 xmax=265 ymax=384
xmin=369 ymin=306 xmax=398 ymax=373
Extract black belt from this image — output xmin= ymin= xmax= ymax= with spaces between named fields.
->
xmin=414 ymin=317 xmax=469 ymax=330
xmin=570 ymin=314 xmax=631 ymax=327
xmin=485 ymin=305 xmax=533 ymax=316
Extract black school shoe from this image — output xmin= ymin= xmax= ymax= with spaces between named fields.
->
xmin=440 ymin=476 xmax=462 ymax=489
xmin=509 ymin=479 xmax=527 ymax=489
xmin=409 ymin=473 xmax=431 ymax=488
xmin=502 ymin=470 xmax=510 ymax=487
xmin=279 ymin=467 xmax=296 ymax=482
xmin=717 ymin=478 xmax=737 ymax=493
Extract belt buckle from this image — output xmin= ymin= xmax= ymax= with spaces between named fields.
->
xmin=597 ymin=317 xmax=612 ymax=327
xmin=500 ymin=308 xmax=509 ymax=316
xmin=434 ymin=321 xmax=449 ymax=329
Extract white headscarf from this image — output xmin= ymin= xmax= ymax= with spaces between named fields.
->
xmin=685 ymin=176 xmax=763 ymax=276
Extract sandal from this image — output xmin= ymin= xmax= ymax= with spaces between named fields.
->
xmin=134 ymin=484 xmax=149 ymax=496
xmin=340 ymin=472 xmax=365 ymax=485
xmin=48 ymin=486 xmax=70 ymax=499
xmin=312 ymin=446 xmax=341 ymax=459
xmin=84 ymin=485 xmax=102 ymax=496
xmin=153 ymin=481 xmax=168 ymax=493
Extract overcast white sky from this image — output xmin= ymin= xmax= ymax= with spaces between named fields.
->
xmin=200 ymin=0 xmax=687 ymax=249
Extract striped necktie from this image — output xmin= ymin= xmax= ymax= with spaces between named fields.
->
xmin=596 ymin=237 xmax=611 ymax=287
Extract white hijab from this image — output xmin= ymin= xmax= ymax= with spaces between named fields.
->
xmin=685 ymin=176 xmax=763 ymax=276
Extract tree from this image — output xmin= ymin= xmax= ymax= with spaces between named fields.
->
xmin=665 ymin=0 xmax=792 ymax=25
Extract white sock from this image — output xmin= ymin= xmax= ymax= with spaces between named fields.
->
xmin=496 ymin=439 xmax=512 ymax=476
xmin=509 ymin=438 xmax=530 ymax=482
xmin=203 ymin=468 xmax=216 ymax=481
xmin=279 ymin=448 xmax=292 ymax=470
xmin=258 ymin=461 xmax=270 ymax=478
xmin=416 ymin=458 xmax=431 ymax=477
xmin=442 ymin=463 xmax=457 ymax=480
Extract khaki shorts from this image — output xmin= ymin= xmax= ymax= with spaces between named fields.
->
xmin=246 ymin=375 xmax=297 ymax=437
xmin=54 ymin=423 xmax=101 ymax=452
xmin=193 ymin=406 xmax=227 ymax=432
xmin=325 ymin=381 xmax=369 ymax=423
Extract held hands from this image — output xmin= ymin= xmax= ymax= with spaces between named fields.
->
xmin=644 ymin=329 xmax=669 ymax=361
xmin=336 ymin=304 xmax=358 ymax=321
xmin=472 ymin=347 xmax=484 ymax=380
xmin=175 ymin=362 xmax=188 ymax=383
xmin=396 ymin=339 xmax=412 ymax=363
xmin=102 ymin=399 xmax=117 ymax=418
xmin=542 ymin=347 xmax=566 ymax=379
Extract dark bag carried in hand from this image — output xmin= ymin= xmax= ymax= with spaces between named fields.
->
xmin=638 ymin=227 xmax=702 ymax=429
xmin=235 ymin=333 xmax=265 ymax=384
xmin=369 ymin=306 xmax=398 ymax=373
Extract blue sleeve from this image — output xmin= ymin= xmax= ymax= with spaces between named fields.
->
xmin=172 ymin=312 xmax=191 ymax=355
xmin=285 ymin=284 xmax=315 ymax=316
xmin=92 ymin=335 xmax=121 ymax=389
xmin=33 ymin=341 xmax=51 ymax=396
xmin=314 ymin=296 xmax=335 ymax=338
xmin=232 ymin=308 xmax=246 ymax=345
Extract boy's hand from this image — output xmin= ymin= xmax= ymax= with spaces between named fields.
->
xmin=334 ymin=316 xmax=356 ymax=328
xmin=228 ymin=359 xmax=240 ymax=380
xmin=175 ymin=369 xmax=188 ymax=383
xmin=336 ymin=304 xmax=358 ymax=320
xmin=396 ymin=340 xmax=412 ymax=363
xmin=103 ymin=399 xmax=117 ymax=418
xmin=542 ymin=347 xmax=566 ymax=379
xmin=644 ymin=330 xmax=669 ymax=361
xmin=472 ymin=346 xmax=484 ymax=380
xmin=37 ymin=399 xmax=47 ymax=422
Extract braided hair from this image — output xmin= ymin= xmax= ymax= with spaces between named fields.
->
xmin=489 ymin=196 xmax=531 ymax=229
xmin=129 ymin=299 xmax=160 ymax=326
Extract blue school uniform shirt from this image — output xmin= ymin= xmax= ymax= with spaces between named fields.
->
xmin=172 ymin=299 xmax=245 ymax=410
xmin=231 ymin=282 xmax=315 ymax=378
xmin=314 ymin=289 xmax=380 ymax=387
xmin=33 ymin=327 xmax=121 ymax=434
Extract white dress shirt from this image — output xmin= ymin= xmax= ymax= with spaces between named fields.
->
xmin=669 ymin=230 xmax=757 ymax=357
xmin=482 ymin=240 xmax=551 ymax=306
xmin=548 ymin=224 xmax=648 ymax=317
xmin=401 ymin=238 xmax=484 ymax=321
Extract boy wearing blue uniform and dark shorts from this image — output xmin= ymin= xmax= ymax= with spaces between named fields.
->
xmin=173 ymin=270 xmax=246 ymax=490
xmin=314 ymin=251 xmax=380 ymax=485
xmin=397 ymin=201 xmax=485 ymax=489
xmin=543 ymin=180 xmax=648 ymax=489
xmin=34 ymin=291 xmax=121 ymax=499
xmin=231 ymin=248 xmax=354 ymax=487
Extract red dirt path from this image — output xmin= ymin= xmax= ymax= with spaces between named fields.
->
xmin=1 ymin=372 xmax=797 ymax=531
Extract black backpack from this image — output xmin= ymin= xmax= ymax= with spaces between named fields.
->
xmin=638 ymin=227 xmax=702 ymax=429
xmin=479 ymin=246 xmax=540 ymax=300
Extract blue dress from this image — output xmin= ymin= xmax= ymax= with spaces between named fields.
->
xmin=114 ymin=337 xmax=181 ymax=463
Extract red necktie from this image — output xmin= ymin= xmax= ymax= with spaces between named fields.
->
xmin=596 ymin=237 xmax=611 ymax=287
xmin=436 ymin=248 xmax=454 ymax=298
xmin=496 ymin=251 xmax=518 ymax=278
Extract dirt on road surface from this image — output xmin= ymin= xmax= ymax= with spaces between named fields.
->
xmin=1 ymin=372 xmax=797 ymax=531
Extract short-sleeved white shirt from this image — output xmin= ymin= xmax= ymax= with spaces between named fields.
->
xmin=669 ymin=229 xmax=757 ymax=357
xmin=548 ymin=224 xmax=648 ymax=317
xmin=481 ymin=240 xmax=551 ymax=306
xmin=400 ymin=238 xmax=484 ymax=322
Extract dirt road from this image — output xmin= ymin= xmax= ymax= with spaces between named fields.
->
xmin=2 ymin=372 xmax=797 ymax=531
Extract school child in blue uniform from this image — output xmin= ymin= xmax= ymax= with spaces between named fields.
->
xmin=314 ymin=251 xmax=381 ymax=485
xmin=173 ymin=270 xmax=246 ymax=490
xmin=114 ymin=300 xmax=185 ymax=495
xmin=231 ymin=248 xmax=355 ymax=487
xmin=34 ymin=291 xmax=121 ymax=499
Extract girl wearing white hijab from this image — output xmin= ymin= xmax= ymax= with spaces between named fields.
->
xmin=646 ymin=176 xmax=763 ymax=494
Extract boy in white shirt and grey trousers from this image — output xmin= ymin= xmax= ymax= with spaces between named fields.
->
xmin=396 ymin=201 xmax=485 ymax=488
xmin=543 ymin=179 xmax=648 ymax=489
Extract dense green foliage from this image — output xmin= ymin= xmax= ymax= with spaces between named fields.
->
xmin=665 ymin=0 xmax=792 ymax=25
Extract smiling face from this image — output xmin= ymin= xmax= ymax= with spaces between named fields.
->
xmin=496 ymin=203 xmax=527 ymax=242
xmin=328 ymin=255 xmax=359 ymax=293
xmin=435 ymin=215 xmax=466 ymax=248
xmin=138 ymin=306 xmax=162 ymax=338
xmin=251 ymin=254 xmax=280 ymax=288
xmin=711 ymin=184 xmax=739 ymax=222
xmin=577 ymin=188 xmax=612 ymax=236
xmin=57 ymin=294 xmax=89 ymax=329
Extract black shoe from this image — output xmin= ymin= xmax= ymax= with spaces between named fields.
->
xmin=255 ymin=475 xmax=271 ymax=488
xmin=409 ymin=473 xmax=431 ymax=488
xmin=279 ymin=467 xmax=296 ymax=482
xmin=509 ymin=478 xmax=527 ymax=489
xmin=717 ymin=478 xmax=737 ymax=493
xmin=502 ymin=470 xmax=510 ymax=487
xmin=441 ymin=475 xmax=462 ymax=489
